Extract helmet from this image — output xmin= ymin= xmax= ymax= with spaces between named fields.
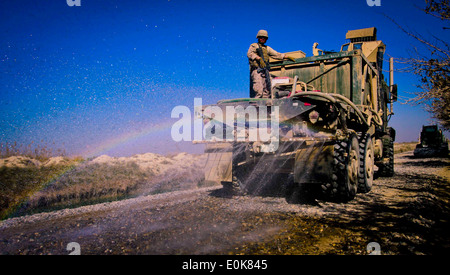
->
xmin=256 ymin=30 xmax=268 ymax=39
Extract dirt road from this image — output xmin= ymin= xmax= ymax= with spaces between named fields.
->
xmin=0 ymin=151 xmax=448 ymax=255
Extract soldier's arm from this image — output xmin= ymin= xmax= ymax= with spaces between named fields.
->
xmin=267 ymin=46 xmax=286 ymax=60
xmin=247 ymin=43 xmax=261 ymax=61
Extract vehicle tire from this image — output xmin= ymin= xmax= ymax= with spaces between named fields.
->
xmin=222 ymin=179 xmax=244 ymax=195
xmin=223 ymin=142 xmax=249 ymax=195
xmin=378 ymin=138 xmax=394 ymax=177
xmin=284 ymin=174 xmax=298 ymax=203
xmin=222 ymin=164 xmax=248 ymax=195
xmin=321 ymin=134 xmax=360 ymax=202
xmin=357 ymin=133 xmax=374 ymax=193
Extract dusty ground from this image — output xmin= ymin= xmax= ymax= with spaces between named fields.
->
xmin=0 ymin=151 xmax=448 ymax=255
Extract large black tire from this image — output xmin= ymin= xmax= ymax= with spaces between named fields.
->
xmin=321 ymin=134 xmax=360 ymax=202
xmin=378 ymin=138 xmax=394 ymax=177
xmin=222 ymin=162 xmax=249 ymax=196
xmin=222 ymin=143 xmax=248 ymax=195
xmin=222 ymin=179 xmax=244 ymax=195
xmin=357 ymin=133 xmax=374 ymax=193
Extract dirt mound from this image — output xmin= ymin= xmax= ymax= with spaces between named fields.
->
xmin=89 ymin=152 xmax=206 ymax=176
xmin=42 ymin=157 xmax=73 ymax=167
xmin=0 ymin=152 xmax=206 ymax=173
xmin=0 ymin=156 xmax=41 ymax=168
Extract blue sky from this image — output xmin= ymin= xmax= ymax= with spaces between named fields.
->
xmin=0 ymin=0 xmax=448 ymax=157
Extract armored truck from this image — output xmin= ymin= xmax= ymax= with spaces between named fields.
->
xmin=414 ymin=125 xmax=449 ymax=158
xmin=195 ymin=27 xmax=397 ymax=202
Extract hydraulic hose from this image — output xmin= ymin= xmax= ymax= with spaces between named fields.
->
xmin=290 ymin=92 xmax=380 ymax=127
xmin=328 ymin=93 xmax=371 ymax=126
xmin=290 ymin=92 xmax=348 ymax=131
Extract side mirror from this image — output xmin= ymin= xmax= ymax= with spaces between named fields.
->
xmin=391 ymin=84 xmax=397 ymax=102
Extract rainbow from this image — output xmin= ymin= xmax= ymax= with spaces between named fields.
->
xmin=81 ymin=119 xmax=177 ymax=158
xmin=0 ymin=119 xmax=181 ymax=220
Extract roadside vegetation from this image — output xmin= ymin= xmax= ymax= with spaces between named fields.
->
xmin=0 ymin=143 xmax=207 ymax=220
xmin=394 ymin=142 xmax=417 ymax=154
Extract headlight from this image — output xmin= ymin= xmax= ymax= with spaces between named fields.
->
xmin=309 ymin=110 xmax=319 ymax=124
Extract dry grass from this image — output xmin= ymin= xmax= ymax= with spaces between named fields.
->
xmin=0 ymin=146 xmax=208 ymax=220
xmin=0 ymin=141 xmax=67 ymax=162
xmin=25 ymin=162 xmax=155 ymax=213
xmin=394 ymin=142 xmax=418 ymax=154
xmin=1 ymin=163 xmax=72 ymax=219
xmin=0 ymin=160 xmax=157 ymax=219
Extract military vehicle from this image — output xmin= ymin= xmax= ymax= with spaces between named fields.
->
xmin=194 ymin=27 xmax=397 ymax=202
xmin=413 ymin=125 xmax=449 ymax=158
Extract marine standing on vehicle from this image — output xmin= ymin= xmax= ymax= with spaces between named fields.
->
xmin=247 ymin=30 xmax=295 ymax=98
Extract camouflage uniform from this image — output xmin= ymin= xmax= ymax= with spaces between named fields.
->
xmin=247 ymin=42 xmax=285 ymax=98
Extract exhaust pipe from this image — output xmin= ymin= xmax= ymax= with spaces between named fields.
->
xmin=389 ymin=57 xmax=394 ymax=115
